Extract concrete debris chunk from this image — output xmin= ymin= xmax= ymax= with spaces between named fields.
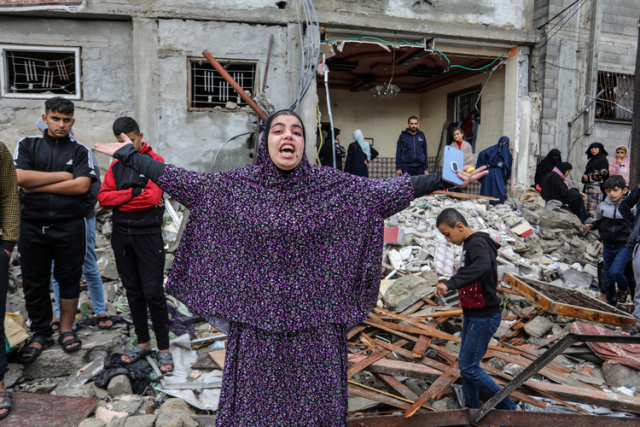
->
xmin=523 ymin=316 xmax=553 ymax=338
xmin=107 ymin=374 xmax=133 ymax=397
xmin=383 ymin=274 xmax=432 ymax=312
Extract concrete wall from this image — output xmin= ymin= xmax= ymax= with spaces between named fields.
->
xmin=532 ymin=0 xmax=637 ymax=185
xmin=0 ymin=17 xmax=134 ymax=169
xmin=155 ymin=19 xmax=291 ymax=172
xmin=318 ymin=67 xmax=507 ymax=165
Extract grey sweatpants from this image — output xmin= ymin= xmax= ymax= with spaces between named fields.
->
xmin=632 ymin=245 xmax=640 ymax=322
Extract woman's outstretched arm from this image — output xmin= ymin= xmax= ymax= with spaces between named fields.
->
xmin=95 ymin=135 xmax=210 ymax=210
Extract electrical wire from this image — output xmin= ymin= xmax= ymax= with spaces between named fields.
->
xmin=325 ymin=36 xmax=422 ymax=47
xmin=431 ymin=46 xmax=506 ymax=71
xmin=536 ymin=0 xmax=582 ymax=29
xmin=289 ymin=0 xmax=321 ymax=111
xmin=537 ymin=0 xmax=588 ymax=50
xmin=212 ymin=132 xmax=254 ymax=171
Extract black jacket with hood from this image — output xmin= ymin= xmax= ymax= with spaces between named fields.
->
xmin=395 ymin=128 xmax=428 ymax=171
xmin=591 ymin=194 xmax=635 ymax=248
xmin=445 ymin=232 xmax=502 ymax=317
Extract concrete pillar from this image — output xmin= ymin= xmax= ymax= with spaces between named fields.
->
xmin=286 ymin=23 xmax=318 ymax=164
xmin=503 ymin=46 xmax=532 ymax=186
xmin=583 ymin=0 xmax=603 ymax=135
xmin=133 ymin=18 xmax=159 ymax=145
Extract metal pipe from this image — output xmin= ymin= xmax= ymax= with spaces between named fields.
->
xmin=323 ymin=54 xmax=336 ymax=168
xmin=263 ymin=35 xmax=274 ymax=91
xmin=202 ymin=50 xmax=268 ymax=121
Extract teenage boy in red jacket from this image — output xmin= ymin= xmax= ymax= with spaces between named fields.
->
xmin=98 ymin=117 xmax=173 ymax=373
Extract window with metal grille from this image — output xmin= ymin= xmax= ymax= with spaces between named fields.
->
xmin=188 ymin=59 xmax=256 ymax=110
xmin=454 ymin=88 xmax=481 ymax=123
xmin=596 ymin=70 xmax=633 ymax=122
xmin=0 ymin=45 xmax=80 ymax=99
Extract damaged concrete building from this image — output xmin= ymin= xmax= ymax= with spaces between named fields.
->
xmin=0 ymin=1 xmax=636 ymax=191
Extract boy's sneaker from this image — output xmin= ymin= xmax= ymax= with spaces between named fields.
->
xmin=613 ymin=290 xmax=629 ymax=304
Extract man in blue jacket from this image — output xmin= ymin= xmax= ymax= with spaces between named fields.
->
xmin=395 ymin=116 xmax=428 ymax=176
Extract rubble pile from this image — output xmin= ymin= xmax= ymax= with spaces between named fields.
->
xmin=4 ymin=190 xmax=640 ymax=424
xmin=347 ymin=188 xmax=640 ymax=419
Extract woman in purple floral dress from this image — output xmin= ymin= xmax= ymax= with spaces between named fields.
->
xmin=96 ymin=110 xmax=486 ymax=426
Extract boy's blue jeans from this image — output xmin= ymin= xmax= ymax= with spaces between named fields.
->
xmin=52 ymin=217 xmax=105 ymax=318
xmin=459 ymin=314 xmax=516 ymax=410
xmin=602 ymin=245 xmax=633 ymax=306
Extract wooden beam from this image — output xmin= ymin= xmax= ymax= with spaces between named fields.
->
xmin=405 ymin=363 xmax=460 ymax=418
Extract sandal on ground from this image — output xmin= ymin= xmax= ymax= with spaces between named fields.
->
xmin=618 ymin=303 xmax=635 ymax=314
xmin=613 ymin=290 xmax=629 ymax=304
xmin=18 ymin=335 xmax=54 ymax=363
xmin=96 ymin=316 xmax=113 ymax=330
xmin=58 ymin=331 xmax=82 ymax=354
xmin=622 ymin=323 xmax=640 ymax=336
xmin=0 ymin=391 xmax=13 ymax=421
xmin=50 ymin=320 xmax=60 ymax=332
xmin=157 ymin=351 xmax=174 ymax=374
xmin=122 ymin=346 xmax=153 ymax=364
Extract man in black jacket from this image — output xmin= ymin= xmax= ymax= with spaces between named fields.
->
xmin=434 ymin=208 xmax=516 ymax=411
xmin=14 ymin=97 xmax=96 ymax=361
xmin=395 ymin=116 xmax=428 ymax=177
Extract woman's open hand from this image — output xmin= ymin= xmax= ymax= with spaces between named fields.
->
xmin=95 ymin=133 xmax=134 ymax=157
xmin=455 ymin=165 xmax=489 ymax=188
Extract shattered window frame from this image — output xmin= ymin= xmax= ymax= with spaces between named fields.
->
xmin=596 ymin=70 xmax=634 ymax=123
xmin=446 ymin=85 xmax=482 ymax=125
xmin=0 ymin=44 xmax=81 ymax=100
xmin=187 ymin=57 xmax=258 ymax=111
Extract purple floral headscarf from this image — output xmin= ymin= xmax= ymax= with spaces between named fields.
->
xmin=158 ymin=111 xmax=414 ymax=334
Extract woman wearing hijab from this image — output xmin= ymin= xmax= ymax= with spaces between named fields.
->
xmin=583 ymin=142 xmax=609 ymax=217
xmin=319 ymin=128 xmax=346 ymax=170
xmin=344 ymin=129 xmax=379 ymax=177
xmin=95 ymin=110 xmax=488 ymax=427
xmin=610 ymin=145 xmax=630 ymax=187
xmin=534 ymin=148 xmax=562 ymax=191
xmin=449 ymin=128 xmax=474 ymax=167
xmin=542 ymin=162 xmax=590 ymax=223
xmin=476 ymin=136 xmax=512 ymax=205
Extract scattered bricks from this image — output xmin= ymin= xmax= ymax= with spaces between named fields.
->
xmin=493 ymin=321 xmax=511 ymax=340
xmin=542 ymin=267 xmax=560 ymax=282
xmin=562 ymin=270 xmax=593 ymax=288
xmin=583 ymin=263 xmax=598 ymax=278
xmin=107 ymin=375 xmax=132 ymax=397
xmin=524 ymin=316 xmax=553 ymax=338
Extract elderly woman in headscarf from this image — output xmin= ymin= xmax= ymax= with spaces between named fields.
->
xmin=542 ymin=162 xmax=590 ymax=223
xmin=534 ymin=148 xmax=562 ymax=191
xmin=583 ymin=142 xmax=609 ymax=218
xmin=610 ymin=145 xmax=630 ymax=187
xmin=476 ymin=136 xmax=512 ymax=205
xmin=344 ymin=129 xmax=378 ymax=177
xmin=95 ymin=110 xmax=488 ymax=427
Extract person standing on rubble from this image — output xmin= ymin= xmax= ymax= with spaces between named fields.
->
xmin=0 ymin=140 xmax=19 ymax=420
xmin=97 ymin=117 xmax=173 ymax=373
xmin=95 ymin=109 xmax=487 ymax=426
xmin=395 ymin=116 xmax=429 ymax=176
xmin=434 ymin=208 xmax=517 ymax=413
xmin=15 ymin=97 xmax=96 ymax=362
xmin=476 ymin=136 xmax=512 ymax=205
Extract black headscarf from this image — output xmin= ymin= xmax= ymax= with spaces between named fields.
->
xmin=585 ymin=142 xmax=609 ymax=173
xmin=534 ymin=149 xmax=562 ymax=187
xmin=557 ymin=162 xmax=573 ymax=175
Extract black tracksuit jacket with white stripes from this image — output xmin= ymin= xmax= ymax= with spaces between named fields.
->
xmin=14 ymin=132 xmax=97 ymax=224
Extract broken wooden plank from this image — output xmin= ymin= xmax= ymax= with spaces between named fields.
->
xmin=405 ymin=363 xmax=460 ymax=418
xmin=372 ymin=338 xmax=450 ymax=371
xmin=431 ymin=190 xmax=499 ymax=201
xmin=505 ymin=274 xmax=635 ymax=327
xmin=348 ymin=385 xmax=412 ymax=411
xmin=373 ymin=373 xmax=420 ymax=402
xmin=208 ymin=349 xmax=226 ymax=370
xmin=408 ymin=310 xmax=463 ymax=318
xmin=348 ymin=355 xmax=443 ymax=382
xmin=3 ymin=393 xmax=98 ymax=427
xmin=349 ymin=381 xmax=436 ymax=412
xmin=530 ymin=381 xmax=640 ymax=413
xmin=348 ymin=339 xmax=409 ymax=379
xmin=348 ymin=325 xmax=368 ymax=340
xmin=412 ymin=335 xmax=430 ymax=359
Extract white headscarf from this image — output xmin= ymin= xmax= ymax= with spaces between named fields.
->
xmin=353 ymin=129 xmax=371 ymax=161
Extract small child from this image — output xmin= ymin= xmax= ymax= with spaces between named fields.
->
xmin=434 ymin=208 xmax=516 ymax=411
xmin=585 ymin=175 xmax=635 ymax=306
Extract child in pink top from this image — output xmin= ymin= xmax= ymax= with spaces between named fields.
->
xmin=610 ymin=145 xmax=630 ymax=187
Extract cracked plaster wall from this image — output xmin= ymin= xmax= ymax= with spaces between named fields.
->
xmin=156 ymin=20 xmax=291 ymax=172
xmin=0 ymin=17 xmax=134 ymax=170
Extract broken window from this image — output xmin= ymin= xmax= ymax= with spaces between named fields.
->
xmin=188 ymin=59 xmax=257 ymax=110
xmin=596 ymin=70 xmax=634 ymax=122
xmin=0 ymin=45 xmax=80 ymax=99
xmin=453 ymin=88 xmax=481 ymax=123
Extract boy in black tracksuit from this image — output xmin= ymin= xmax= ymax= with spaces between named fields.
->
xmin=14 ymin=97 xmax=96 ymax=361
xmin=98 ymin=117 xmax=173 ymax=372
xmin=434 ymin=208 xmax=516 ymax=410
